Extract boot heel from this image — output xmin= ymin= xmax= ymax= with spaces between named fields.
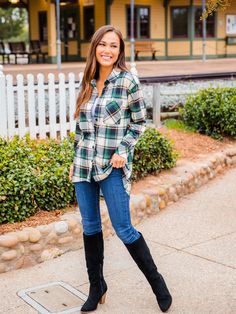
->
xmin=99 ymin=292 xmax=106 ymax=304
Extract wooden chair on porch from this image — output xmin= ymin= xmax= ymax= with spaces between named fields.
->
xmin=8 ymin=42 xmax=31 ymax=64
xmin=0 ymin=42 xmax=10 ymax=64
xmin=30 ymin=40 xmax=48 ymax=63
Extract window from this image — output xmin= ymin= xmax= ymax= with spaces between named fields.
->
xmin=84 ymin=6 xmax=94 ymax=41
xmin=171 ymin=7 xmax=189 ymax=38
xmin=127 ymin=7 xmax=138 ymax=38
xmin=60 ymin=11 xmax=77 ymax=41
xmin=39 ymin=11 xmax=47 ymax=42
xmin=195 ymin=8 xmax=215 ymax=37
xmin=127 ymin=6 xmax=150 ymax=39
xmin=66 ymin=13 xmax=77 ymax=40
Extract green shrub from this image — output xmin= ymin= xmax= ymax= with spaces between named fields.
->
xmin=0 ymin=135 xmax=75 ymax=223
xmin=0 ymin=129 xmax=177 ymax=223
xmin=132 ymin=127 xmax=177 ymax=181
xmin=180 ymin=87 xmax=236 ymax=139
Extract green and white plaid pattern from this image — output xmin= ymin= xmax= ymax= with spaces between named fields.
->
xmin=72 ymin=69 xmax=146 ymax=194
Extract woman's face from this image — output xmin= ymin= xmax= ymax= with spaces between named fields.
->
xmin=95 ymin=31 xmax=120 ymax=70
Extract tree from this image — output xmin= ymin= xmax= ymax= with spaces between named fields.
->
xmin=204 ymin=0 xmax=231 ymax=17
xmin=0 ymin=7 xmax=28 ymax=41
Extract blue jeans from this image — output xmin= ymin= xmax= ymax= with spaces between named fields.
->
xmin=74 ymin=168 xmax=140 ymax=244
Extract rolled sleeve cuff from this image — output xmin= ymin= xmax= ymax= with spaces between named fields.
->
xmin=115 ymin=144 xmax=129 ymax=162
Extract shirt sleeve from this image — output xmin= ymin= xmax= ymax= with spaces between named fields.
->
xmin=74 ymin=121 xmax=83 ymax=152
xmin=74 ymin=80 xmax=83 ymax=152
xmin=115 ymin=76 xmax=146 ymax=161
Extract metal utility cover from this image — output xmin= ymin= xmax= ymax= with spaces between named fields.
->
xmin=17 ymin=281 xmax=87 ymax=314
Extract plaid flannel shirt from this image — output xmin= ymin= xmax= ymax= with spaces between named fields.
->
xmin=72 ymin=69 xmax=146 ymax=194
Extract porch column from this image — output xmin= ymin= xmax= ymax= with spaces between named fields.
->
xmin=47 ymin=2 xmax=57 ymax=64
xmin=94 ymin=0 xmax=106 ymax=29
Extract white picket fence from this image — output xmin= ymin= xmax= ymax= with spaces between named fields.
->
xmin=0 ymin=67 xmax=187 ymax=140
xmin=0 ymin=70 xmax=83 ymax=139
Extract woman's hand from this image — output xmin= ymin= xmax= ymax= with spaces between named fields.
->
xmin=110 ymin=153 xmax=126 ymax=168
xmin=69 ymin=164 xmax=74 ymax=181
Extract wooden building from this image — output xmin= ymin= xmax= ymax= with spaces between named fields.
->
xmin=1 ymin=0 xmax=236 ymax=62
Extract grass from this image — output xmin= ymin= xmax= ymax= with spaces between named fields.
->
xmin=164 ymin=119 xmax=196 ymax=133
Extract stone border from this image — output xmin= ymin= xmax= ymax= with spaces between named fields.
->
xmin=0 ymin=146 xmax=236 ymax=274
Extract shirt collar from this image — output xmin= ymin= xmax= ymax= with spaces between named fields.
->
xmin=90 ymin=68 xmax=121 ymax=87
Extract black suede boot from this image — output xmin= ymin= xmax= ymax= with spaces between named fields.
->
xmin=81 ymin=231 xmax=107 ymax=313
xmin=125 ymin=233 xmax=172 ymax=312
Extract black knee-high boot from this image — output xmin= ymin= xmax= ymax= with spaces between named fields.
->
xmin=81 ymin=231 xmax=107 ymax=313
xmin=124 ymin=233 xmax=172 ymax=312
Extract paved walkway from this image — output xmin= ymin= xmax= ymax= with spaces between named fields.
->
xmin=0 ymin=168 xmax=235 ymax=314
xmin=2 ymin=58 xmax=236 ymax=79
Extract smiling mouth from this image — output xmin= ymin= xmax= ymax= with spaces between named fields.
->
xmin=101 ymin=55 xmax=112 ymax=60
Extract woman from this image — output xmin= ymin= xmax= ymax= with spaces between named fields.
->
xmin=70 ymin=25 xmax=172 ymax=313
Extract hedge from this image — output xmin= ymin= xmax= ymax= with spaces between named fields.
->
xmin=132 ymin=127 xmax=177 ymax=180
xmin=180 ymin=87 xmax=236 ymax=139
xmin=0 ymin=128 xmax=177 ymax=223
xmin=0 ymin=135 xmax=75 ymax=223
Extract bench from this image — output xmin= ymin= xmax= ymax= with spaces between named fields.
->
xmin=30 ymin=40 xmax=48 ymax=63
xmin=0 ymin=42 xmax=10 ymax=64
xmin=134 ymin=42 xmax=158 ymax=61
xmin=8 ymin=42 xmax=31 ymax=64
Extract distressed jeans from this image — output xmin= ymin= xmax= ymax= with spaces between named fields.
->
xmin=74 ymin=167 xmax=140 ymax=244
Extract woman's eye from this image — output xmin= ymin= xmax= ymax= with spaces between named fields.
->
xmin=98 ymin=43 xmax=105 ymax=46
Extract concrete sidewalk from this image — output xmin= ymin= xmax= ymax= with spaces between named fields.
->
xmin=2 ymin=58 xmax=236 ymax=79
xmin=0 ymin=168 xmax=236 ymax=314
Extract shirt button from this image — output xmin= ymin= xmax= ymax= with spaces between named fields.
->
xmin=95 ymin=118 xmax=98 ymax=121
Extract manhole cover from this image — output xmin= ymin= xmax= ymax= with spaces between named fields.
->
xmin=17 ymin=281 xmax=87 ymax=314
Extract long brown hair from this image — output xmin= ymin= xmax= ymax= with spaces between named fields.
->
xmin=74 ymin=25 xmax=128 ymax=119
